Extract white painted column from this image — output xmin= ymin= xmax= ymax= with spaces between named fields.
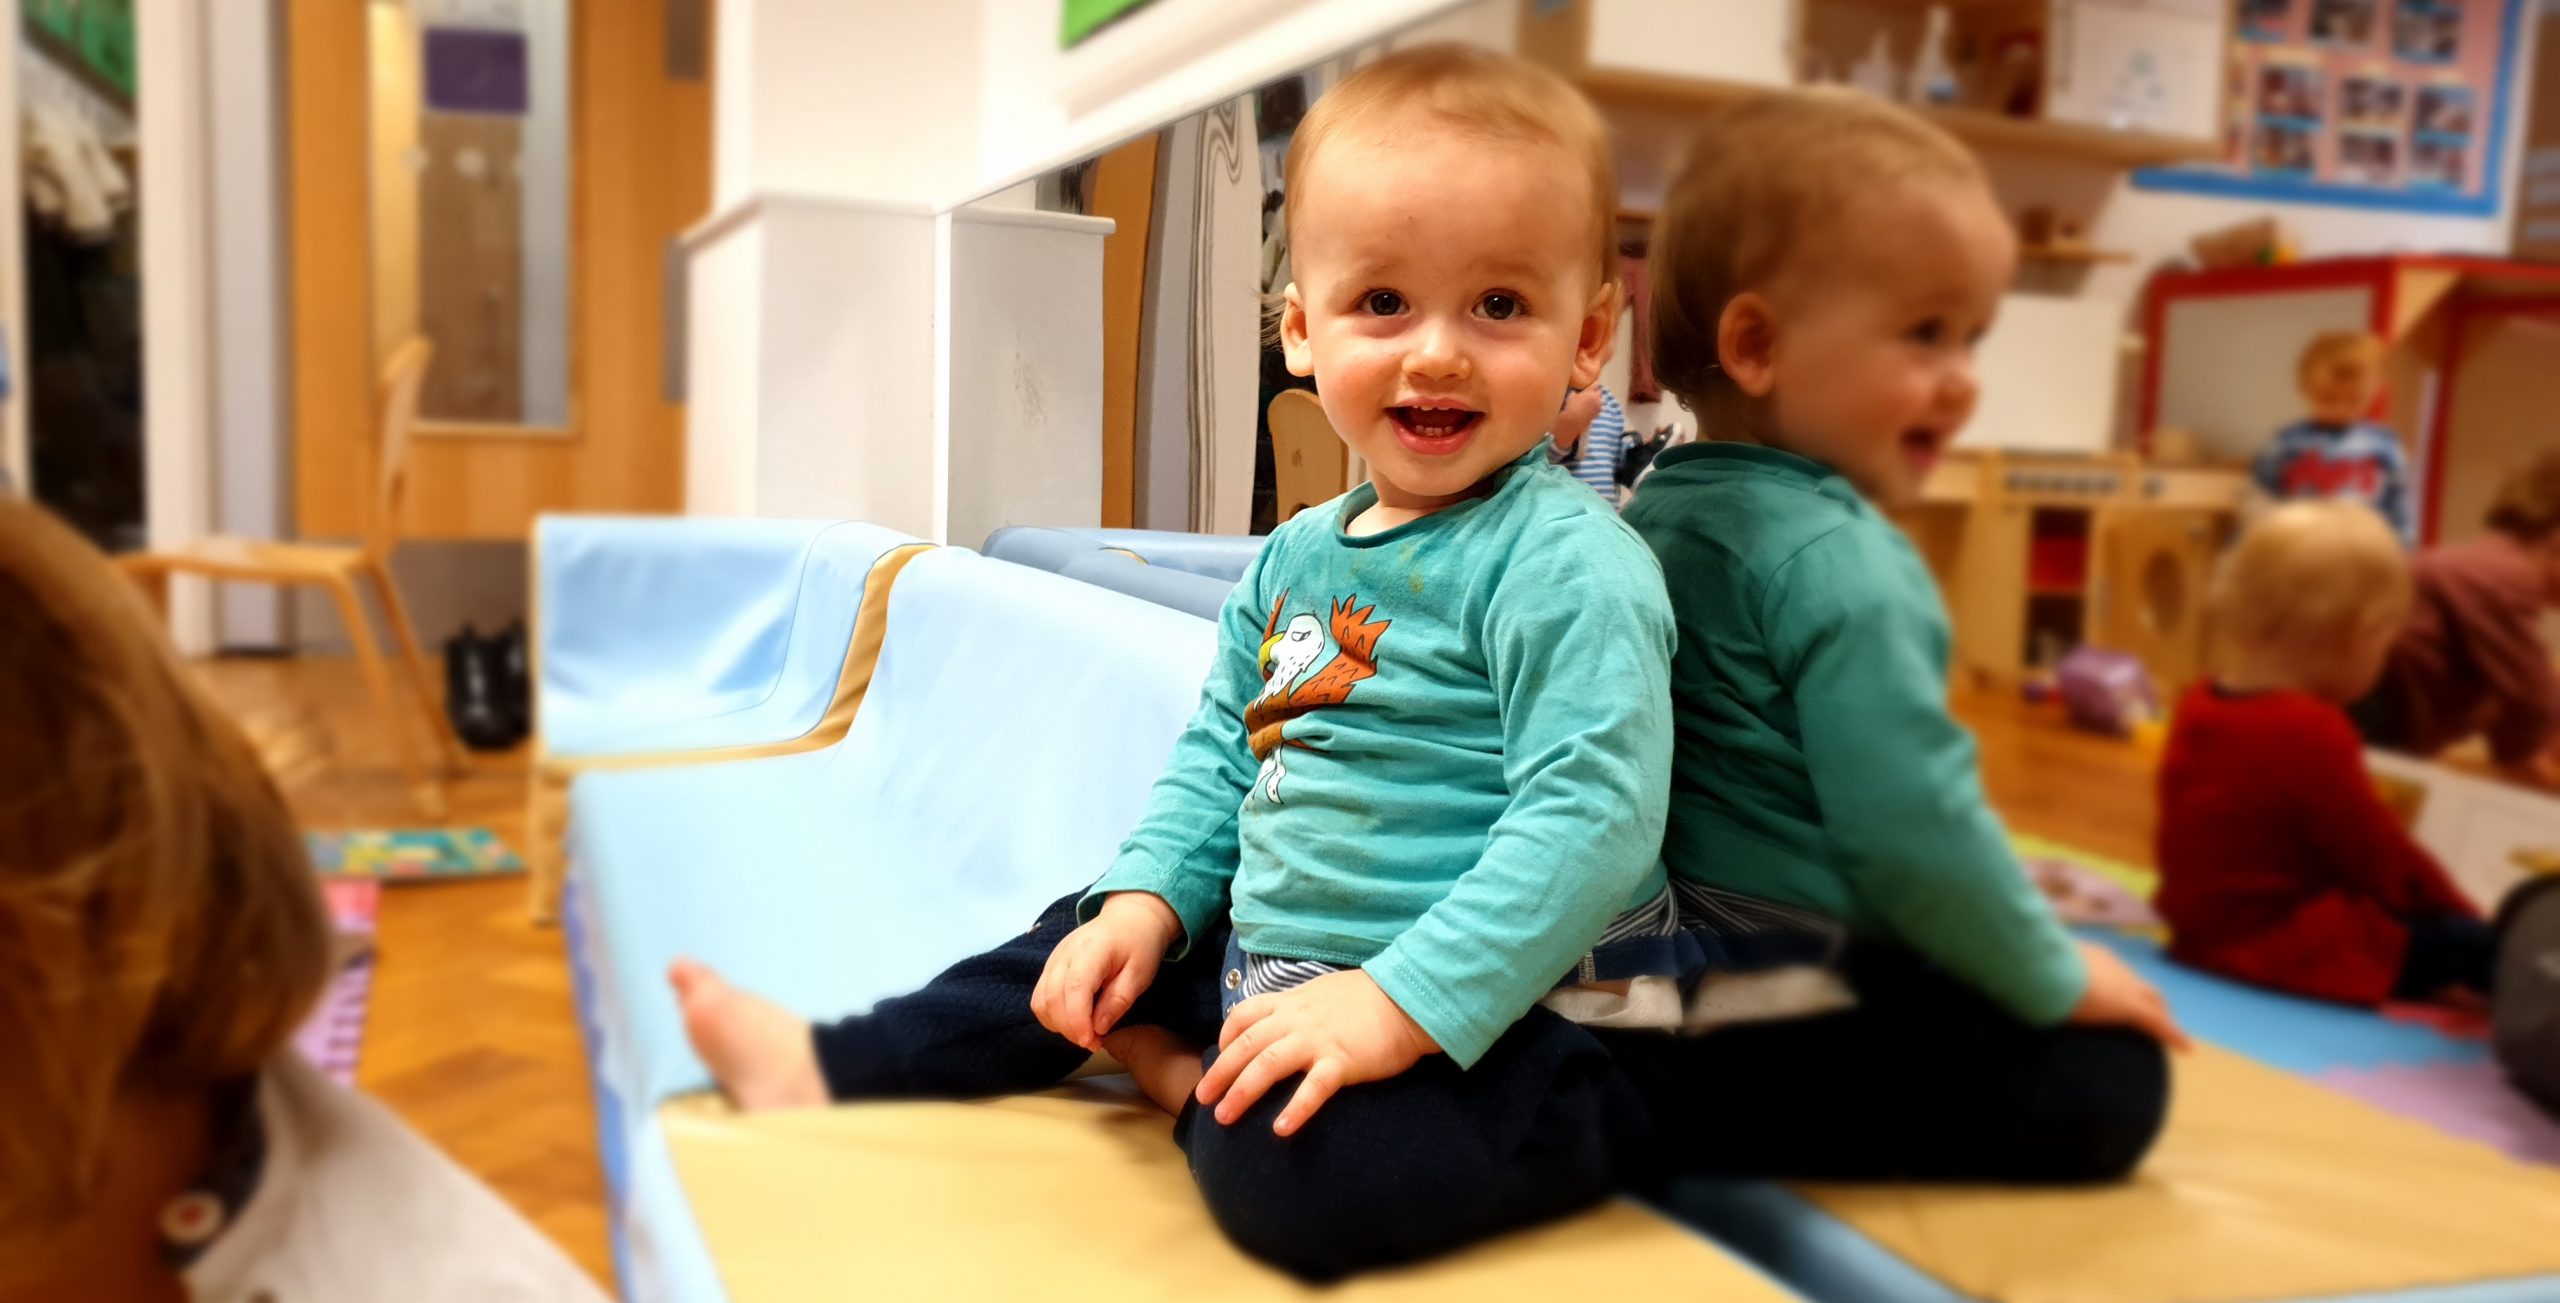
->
xmin=207 ymin=0 xmax=290 ymax=649
xmin=137 ymin=0 xmax=216 ymax=654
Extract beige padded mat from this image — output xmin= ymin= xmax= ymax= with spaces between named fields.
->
xmin=662 ymin=1085 xmax=1798 ymax=1302
xmin=1797 ymin=1046 xmax=2560 ymax=1303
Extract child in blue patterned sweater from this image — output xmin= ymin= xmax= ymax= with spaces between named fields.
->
xmin=2255 ymin=331 xmax=2415 ymax=546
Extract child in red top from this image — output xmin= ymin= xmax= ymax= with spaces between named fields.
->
xmin=2157 ymin=502 xmax=2490 ymax=1006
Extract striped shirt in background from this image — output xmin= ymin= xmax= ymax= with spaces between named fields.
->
xmin=1569 ymin=385 xmax=1629 ymax=505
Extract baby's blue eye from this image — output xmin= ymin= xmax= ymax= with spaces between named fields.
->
xmin=1364 ymin=290 xmax=1405 ymax=316
xmin=1479 ymin=293 xmax=1522 ymax=321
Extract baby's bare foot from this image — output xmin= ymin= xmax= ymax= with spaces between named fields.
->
xmin=1101 ymin=1024 xmax=1205 ymax=1116
xmin=669 ymin=958 xmax=830 ymax=1111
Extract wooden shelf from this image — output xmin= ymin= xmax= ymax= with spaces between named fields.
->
xmin=2020 ymin=243 xmax=2134 ymax=265
xmin=1574 ymin=70 xmax=2222 ymax=169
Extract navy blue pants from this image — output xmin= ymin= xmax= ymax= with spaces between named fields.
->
xmin=2393 ymin=910 xmax=2497 ymax=1000
xmin=1606 ymin=944 xmax=2172 ymax=1186
xmin=811 ymin=891 xmax=1646 ymax=1281
xmin=810 ymin=893 xmax=2170 ymax=1277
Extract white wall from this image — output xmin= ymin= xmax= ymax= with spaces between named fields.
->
xmin=712 ymin=0 xmax=984 ymax=209
xmin=972 ymin=0 xmax=1466 ymax=204
xmin=705 ymin=0 xmax=1464 ymax=216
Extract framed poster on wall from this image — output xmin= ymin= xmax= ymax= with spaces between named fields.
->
xmin=2134 ymin=0 xmax=2525 ymax=215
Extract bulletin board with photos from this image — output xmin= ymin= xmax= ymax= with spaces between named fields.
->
xmin=2134 ymin=0 xmax=2524 ymax=215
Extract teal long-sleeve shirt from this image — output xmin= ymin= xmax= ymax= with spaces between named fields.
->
xmin=1621 ymin=442 xmax=2088 ymax=1025
xmin=1085 ymin=448 xmax=1675 ymax=1066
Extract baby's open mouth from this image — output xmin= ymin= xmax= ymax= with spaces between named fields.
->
xmin=1391 ymin=406 xmax=1483 ymax=455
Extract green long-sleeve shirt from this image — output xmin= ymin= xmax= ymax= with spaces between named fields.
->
xmin=1621 ymin=442 xmax=2087 ymax=1024
xmin=1085 ymin=447 xmax=1675 ymax=1066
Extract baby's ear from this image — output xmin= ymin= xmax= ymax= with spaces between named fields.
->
xmin=1279 ymin=283 xmax=1315 ymax=378
xmin=1569 ymin=280 xmax=1622 ymax=389
xmin=1717 ymin=292 xmax=1780 ymax=400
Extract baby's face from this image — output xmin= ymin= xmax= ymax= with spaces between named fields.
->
xmin=1760 ymin=178 xmax=2014 ymax=511
xmin=2303 ymin=360 xmax=2380 ymax=425
xmin=1281 ymin=131 xmax=1613 ymax=512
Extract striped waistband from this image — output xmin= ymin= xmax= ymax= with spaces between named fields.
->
xmin=1235 ymin=880 xmax=1842 ymax=1002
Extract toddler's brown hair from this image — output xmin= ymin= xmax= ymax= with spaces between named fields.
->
xmin=0 ymin=499 xmax=330 ymax=1245
xmin=1650 ymin=88 xmax=1984 ymax=416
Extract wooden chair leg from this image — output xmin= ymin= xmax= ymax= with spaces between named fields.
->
xmin=526 ymin=763 xmax=566 ymax=925
xmin=365 ymin=562 xmax=470 ymax=773
xmin=117 ymin=558 xmax=171 ymax=625
xmin=326 ymin=575 xmax=446 ymax=821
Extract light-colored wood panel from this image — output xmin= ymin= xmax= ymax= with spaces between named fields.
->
xmin=1092 ymin=134 xmax=1159 ymax=529
xmin=369 ymin=4 xmax=422 ymax=373
xmin=296 ymin=0 xmax=708 ymax=542
xmin=291 ymin=0 xmax=377 ymax=542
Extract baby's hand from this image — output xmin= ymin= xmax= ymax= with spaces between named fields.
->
xmin=1195 ymin=969 xmax=1438 ymax=1135
xmin=1030 ymin=892 xmax=1182 ymax=1052
xmin=2067 ymin=940 xmax=2192 ymax=1051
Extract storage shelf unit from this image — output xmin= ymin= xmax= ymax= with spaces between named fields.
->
xmin=1523 ymin=0 xmax=2228 ymax=171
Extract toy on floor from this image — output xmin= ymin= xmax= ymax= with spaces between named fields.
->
xmin=2056 ymin=646 xmax=2159 ymax=737
xmin=294 ymin=879 xmax=382 ymax=1084
xmin=306 ymin=827 xmax=524 ymax=880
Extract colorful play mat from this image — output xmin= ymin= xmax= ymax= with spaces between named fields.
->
xmin=2018 ymin=833 xmax=2560 ymax=1169
xmin=293 ymin=878 xmax=381 ymax=1084
xmin=306 ymin=827 xmax=525 ymax=881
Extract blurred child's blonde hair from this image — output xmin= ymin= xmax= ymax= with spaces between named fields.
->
xmin=1651 ymin=88 xmax=1984 ymax=415
xmin=2297 ymin=331 xmax=2385 ymax=382
xmin=1284 ymin=44 xmax=1618 ymax=289
xmin=2485 ymin=450 xmax=2560 ymax=541
xmin=2212 ymin=501 xmax=2411 ymax=656
xmin=0 ymin=500 xmax=330 ymax=1245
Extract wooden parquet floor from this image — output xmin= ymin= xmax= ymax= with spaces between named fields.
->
xmin=188 ymin=654 xmax=2167 ymax=1297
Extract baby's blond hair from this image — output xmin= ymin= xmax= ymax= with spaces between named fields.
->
xmin=1284 ymin=44 xmax=1618 ymax=289
xmin=2298 ymin=331 xmax=2386 ymax=382
xmin=2212 ymin=502 xmax=2411 ymax=658
xmin=1651 ymin=88 xmax=1986 ymax=414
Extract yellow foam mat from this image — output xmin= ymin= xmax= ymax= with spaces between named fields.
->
xmin=1797 ymin=1046 xmax=2560 ymax=1303
xmin=662 ymin=1085 xmax=1797 ymax=1302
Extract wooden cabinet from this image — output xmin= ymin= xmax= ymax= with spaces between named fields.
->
xmin=1915 ymin=451 xmax=2242 ymax=692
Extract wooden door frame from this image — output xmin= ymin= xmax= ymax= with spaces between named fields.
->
xmin=1091 ymin=132 xmax=1158 ymax=529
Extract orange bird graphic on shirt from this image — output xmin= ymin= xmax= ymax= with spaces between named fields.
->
xmin=1242 ymin=589 xmax=1391 ymax=803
